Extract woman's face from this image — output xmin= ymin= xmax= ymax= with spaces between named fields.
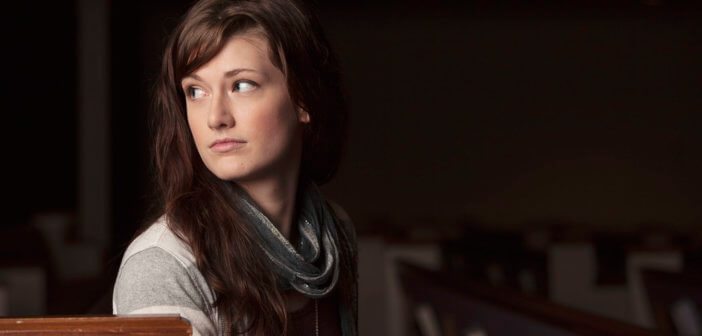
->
xmin=181 ymin=32 xmax=309 ymax=183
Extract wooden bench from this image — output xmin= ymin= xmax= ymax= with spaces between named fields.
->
xmin=0 ymin=315 xmax=191 ymax=335
xmin=398 ymin=262 xmax=658 ymax=336
xmin=643 ymin=269 xmax=702 ymax=335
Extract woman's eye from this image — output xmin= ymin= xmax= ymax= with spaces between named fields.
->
xmin=234 ymin=81 xmax=257 ymax=93
xmin=187 ymin=87 xmax=206 ymax=99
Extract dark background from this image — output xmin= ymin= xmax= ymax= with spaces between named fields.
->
xmin=2 ymin=0 xmax=701 ymax=308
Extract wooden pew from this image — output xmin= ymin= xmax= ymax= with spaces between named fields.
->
xmin=398 ymin=262 xmax=658 ymax=336
xmin=0 ymin=315 xmax=191 ymax=335
xmin=642 ymin=269 xmax=702 ymax=336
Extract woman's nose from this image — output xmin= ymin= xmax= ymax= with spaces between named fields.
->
xmin=208 ymin=93 xmax=235 ymax=129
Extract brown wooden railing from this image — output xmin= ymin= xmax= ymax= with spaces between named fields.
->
xmin=0 ymin=315 xmax=191 ymax=335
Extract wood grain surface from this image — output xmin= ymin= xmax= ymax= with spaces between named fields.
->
xmin=0 ymin=315 xmax=192 ymax=335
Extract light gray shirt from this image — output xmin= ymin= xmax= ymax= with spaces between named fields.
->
xmin=113 ymin=216 xmax=219 ymax=336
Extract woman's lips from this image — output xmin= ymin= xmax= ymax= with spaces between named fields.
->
xmin=210 ymin=138 xmax=246 ymax=153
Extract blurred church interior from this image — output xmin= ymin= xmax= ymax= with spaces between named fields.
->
xmin=1 ymin=0 xmax=701 ymax=335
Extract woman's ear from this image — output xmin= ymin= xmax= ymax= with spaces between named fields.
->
xmin=298 ymin=108 xmax=311 ymax=123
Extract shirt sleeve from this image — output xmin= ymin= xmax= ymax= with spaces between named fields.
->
xmin=113 ymin=247 xmax=218 ymax=336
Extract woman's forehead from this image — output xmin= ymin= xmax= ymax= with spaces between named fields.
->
xmin=184 ymin=32 xmax=282 ymax=82
xmin=184 ymin=29 xmax=283 ymax=76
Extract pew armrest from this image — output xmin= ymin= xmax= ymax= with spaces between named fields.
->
xmin=0 ymin=315 xmax=192 ymax=335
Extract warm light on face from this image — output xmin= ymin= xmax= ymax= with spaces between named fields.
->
xmin=181 ymin=32 xmax=310 ymax=183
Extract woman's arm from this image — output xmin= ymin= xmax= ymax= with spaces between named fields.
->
xmin=113 ymin=247 xmax=218 ymax=336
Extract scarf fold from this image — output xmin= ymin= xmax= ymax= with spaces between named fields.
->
xmin=226 ymin=181 xmax=341 ymax=298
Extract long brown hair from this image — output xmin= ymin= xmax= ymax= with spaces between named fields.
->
xmin=150 ymin=0 xmax=350 ymax=334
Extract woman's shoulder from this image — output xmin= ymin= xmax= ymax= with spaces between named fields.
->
xmin=120 ymin=215 xmax=197 ymax=271
xmin=114 ymin=215 xmax=216 ymax=324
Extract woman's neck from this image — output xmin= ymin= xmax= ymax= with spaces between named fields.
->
xmin=237 ymin=175 xmax=299 ymax=240
xmin=234 ymin=132 xmax=304 ymax=240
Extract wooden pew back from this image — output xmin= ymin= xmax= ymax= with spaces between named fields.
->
xmin=0 ymin=315 xmax=191 ymax=335
xmin=398 ymin=262 xmax=658 ymax=336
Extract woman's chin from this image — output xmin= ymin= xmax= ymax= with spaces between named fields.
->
xmin=205 ymin=161 xmax=251 ymax=182
xmin=214 ymin=171 xmax=246 ymax=182
xmin=213 ymin=168 xmax=263 ymax=184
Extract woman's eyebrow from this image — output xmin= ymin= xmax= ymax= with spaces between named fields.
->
xmin=182 ymin=73 xmax=203 ymax=83
xmin=224 ymin=68 xmax=257 ymax=77
xmin=182 ymin=68 xmax=258 ymax=83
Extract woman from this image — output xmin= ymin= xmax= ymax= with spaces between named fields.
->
xmin=112 ymin=0 xmax=356 ymax=335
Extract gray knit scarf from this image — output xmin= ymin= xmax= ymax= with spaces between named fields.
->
xmin=227 ymin=182 xmax=341 ymax=298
